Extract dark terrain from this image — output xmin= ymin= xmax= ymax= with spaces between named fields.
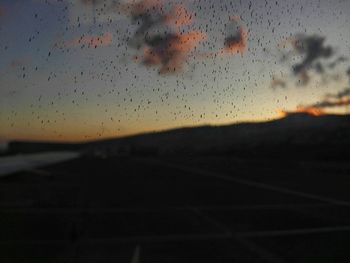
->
xmin=1 ymin=113 xmax=350 ymax=262
xmin=1 ymin=155 xmax=350 ymax=262
xmin=7 ymin=113 xmax=350 ymax=160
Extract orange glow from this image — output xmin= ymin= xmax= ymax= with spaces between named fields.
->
xmin=143 ymin=46 xmax=162 ymax=65
xmin=165 ymin=4 xmax=194 ymax=29
xmin=277 ymin=106 xmax=326 ymax=117
xmin=141 ymin=31 xmax=207 ymax=74
xmin=170 ymin=31 xmax=207 ymax=51
xmin=219 ymin=28 xmax=247 ymax=56
xmin=199 ymin=27 xmax=248 ymax=59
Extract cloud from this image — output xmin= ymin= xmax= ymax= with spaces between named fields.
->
xmin=119 ymin=2 xmax=246 ymax=74
xmin=328 ymin=56 xmax=348 ymax=69
xmin=280 ymin=87 xmax=350 ymax=117
xmin=275 ymin=34 xmax=339 ymax=87
xmin=220 ymin=16 xmax=247 ymax=55
xmin=138 ymin=31 xmax=206 ymax=74
xmin=291 ymin=34 xmax=334 ymax=76
xmin=311 ymin=96 xmax=350 ymax=109
xmin=125 ymin=1 xmax=165 ymax=49
xmin=325 ymin=87 xmax=350 ymax=100
xmin=219 ymin=27 xmax=247 ymax=55
xmin=57 ymin=32 xmax=113 ymax=48
xmin=116 ymin=0 xmax=207 ymax=74
xmin=118 ymin=0 xmax=194 ymax=49
xmin=275 ymin=35 xmax=350 ymax=115
xmin=200 ymin=16 xmax=248 ymax=58
xmin=164 ymin=4 xmax=194 ymax=29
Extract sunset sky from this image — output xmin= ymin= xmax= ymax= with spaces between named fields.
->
xmin=1 ymin=0 xmax=349 ymax=142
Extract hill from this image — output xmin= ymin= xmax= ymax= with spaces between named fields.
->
xmin=85 ymin=113 xmax=350 ymax=160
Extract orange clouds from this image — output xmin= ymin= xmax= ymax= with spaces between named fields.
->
xmin=221 ymin=15 xmax=247 ymax=55
xmin=141 ymin=31 xmax=207 ymax=74
xmin=220 ymin=27 xmax=247 ymax=56
xmin=165 ymin=4 xmax=194 ymax=29
xmin=278 ymin=87 xmax=350 ymax=117
xmin=169 ymin=31 xmax=206 ymax=52
xmin=118 ymin=0 xmax=207 ymax=74
xmin=119 ymin=1 xmax=248 ymax=75
xmin=118 ymin=1 xmax=193 ymax=29
xmin=201 ymin=17 xmax=248 ymax=59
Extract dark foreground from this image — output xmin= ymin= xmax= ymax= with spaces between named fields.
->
xmin=1 ymin=156 xmax=350 ymax=262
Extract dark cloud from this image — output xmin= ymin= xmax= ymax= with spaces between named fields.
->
xmin=291 ymin=34 xmax=334 ymax=77
xmin=221 ymin=27 xmax=247 ymax=55
xmin=139 ymin=31 xmax=206 ymax=74
xmin=328 ymin=56 xmax=348 ymax=69
xmin=219 ymin=16 xmax=248 ymax=56
xmin=325 ymin=88 xmax=350 ymax=100
xmin=201 ymin=16 xmax=248 ymax=58
xmin=118 ymin=0 xmax=166 ymax=47
xmin=312 ymin=97 xmax=350 ymax=108
xmin=118 ymin=1 xmax=193 ymax=49
xmin=128 ymin=10 xmax=165 ymax=49
xmin=276 ymin=34 xmax=335 ymax=87
xmin=274 ymin=34 xmax=346 ymax=88
xmin=115 ymin=0 xmax=207 ymax=75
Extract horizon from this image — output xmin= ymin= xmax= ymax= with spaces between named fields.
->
xmin=2 ymin=111 xmax=349 ymax=144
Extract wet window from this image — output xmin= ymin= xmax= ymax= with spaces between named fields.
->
xmin=1 ymin=1 xmax=350 ymax=262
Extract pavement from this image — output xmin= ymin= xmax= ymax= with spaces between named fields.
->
xmin=1 ymin=155 xmax=350 ymax=262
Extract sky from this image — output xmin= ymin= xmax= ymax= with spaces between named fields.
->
xmin=0 ymin=0 xmax=349 ymax=142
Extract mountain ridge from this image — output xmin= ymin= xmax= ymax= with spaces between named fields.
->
xmin=6 ymin=113 xmax=350 ymax=160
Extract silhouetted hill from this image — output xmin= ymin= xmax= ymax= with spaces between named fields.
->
xmin=86 ymin=113 xmax=350 ymax=160
xmin=5 ymin=113 xmax=350 ymax=160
